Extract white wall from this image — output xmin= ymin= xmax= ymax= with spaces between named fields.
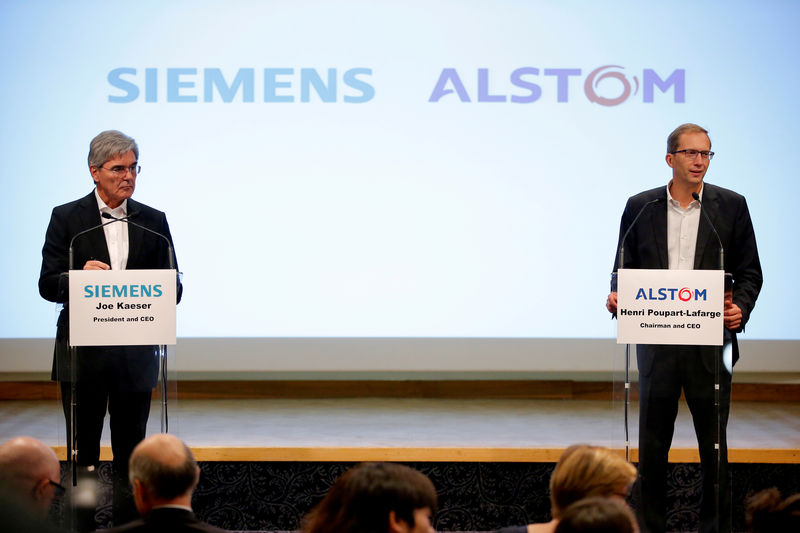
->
xmin=2 ymin=338 xmax=797 ymax=382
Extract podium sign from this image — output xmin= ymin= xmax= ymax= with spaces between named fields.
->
xmin=69 ymin=269 xmax=177 ymax=346
xmin=617 ymin=269 xmax=724 ymax=346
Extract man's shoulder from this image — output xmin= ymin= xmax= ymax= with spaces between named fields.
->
xmin=630 ymin=185 xmax=664 ymax=201
xmin=625 ymin=185 xmax=665 ymax=209
xmin=102 ymin=517 xmax=148 ymax=533
xmin=103 ymin=508 xmax=227 ymax=533
xmin=127 ymin=198 xmax=166 ymax=220
xmin=703 ymin=182 xmax=746 ymax=202
xmin=52 ymin=191 xmax=96 ymax=214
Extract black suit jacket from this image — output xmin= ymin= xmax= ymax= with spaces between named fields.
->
xmin=103 ymin=507 xmax=227 ymax=533
xmin=39 ymin=191 xmax=182 ymax=387
xmin=612 ymin=182 xmax=762 ymax=366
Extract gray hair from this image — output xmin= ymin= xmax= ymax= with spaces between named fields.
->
xmin=129 ymin=441 xmax=198 ymax=500
xmin=667 ymin=123 xmax=710 ymax=154
xmin=88 ymin=130 xmax=139 ymax=168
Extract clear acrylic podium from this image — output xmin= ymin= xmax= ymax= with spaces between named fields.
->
xmin=55 ymin=268 xmax=178 ymax=530
xmin=611 ymin=268 xmax=730 ymax=532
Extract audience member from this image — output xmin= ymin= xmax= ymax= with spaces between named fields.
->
xmin=497 ymin=444 xmax=636 ymax=533
xmin=302 ymin=462 xmax=437 ymax=533
xmin=0 ymin=489 xmax=68 ymax=533
xmin=7 ymin=432 xmax=792 ymax=533
xmin=103 ymin=434 xmax=226 ymax=533
xmin=553 ymin=497 xmax=638 ymax=533
xmin=745 ymin=487 xmax=800 ymax=533
xmin=0 ymin=435 xmax=63 ymax=514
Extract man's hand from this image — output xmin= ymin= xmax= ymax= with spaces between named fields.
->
xmin=606 ymin=292 xmax=618 ymax=315
xmin=724 ymin=290 xmax=742 ymax=330
xmin=83 ymin=260 xmax=110 ymax=270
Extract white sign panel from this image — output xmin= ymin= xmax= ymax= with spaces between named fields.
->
xmin=617 ymin=269 xmax=724 ymax=346
xmin=69 ymin=269 xmax=177 ymax=346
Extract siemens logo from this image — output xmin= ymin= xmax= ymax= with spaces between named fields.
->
xmin=635 ymin=287 xmax=707 ymax=302
xmin=84 ymin=284 xmax=163 ymax=298
xmin=108 ymin=67 xmax=375 ymax=103
xmin=429 ymin=66 xmax=684 ymax=106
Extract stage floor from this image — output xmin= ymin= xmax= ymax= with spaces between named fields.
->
xmin=2 ymin=397 xmax=798 ymax=463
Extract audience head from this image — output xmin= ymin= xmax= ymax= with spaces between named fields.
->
xmin=0 ymin=436 xmax=62 ymax=513
xmin=303 ymin=462 xmax=438 ymax=533
xmin=549 ymin=445 xmax=636 ymax=519
xmin=554 ymin=497 xmax=638 ymax=533
xmin=745 ymin=487 xmax=800 ymax=533
xmin=128 ymin=434 xmax=199 ymax=516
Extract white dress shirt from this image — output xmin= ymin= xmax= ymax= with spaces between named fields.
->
xmin=94 ymin=189 xmax=129 ymax=271
xmin=666 ymin=181 xmax=702 ymax=270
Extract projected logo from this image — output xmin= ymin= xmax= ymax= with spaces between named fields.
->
xmin=428 ymin=65 xmax=684 ymax=106
xmin=635 ymin=287 xmax=707 ymax=302
xmin=106 ymin=65 xmax=683 ymax=106
xmin=107 ymin=68 xmax=375 ymax=103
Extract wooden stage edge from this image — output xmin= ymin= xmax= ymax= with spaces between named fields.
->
xmin=51 ymin=446 xmax=800 ymax=464
xmin=5 ymin=380 xmax=800 ymax=401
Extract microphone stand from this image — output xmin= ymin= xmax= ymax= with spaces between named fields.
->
xmin=614 ymin=197 xmax=661 ymax=462
xmin=102 ymin=213 xmax=175 ymax=433
xmin=692 ymin=191 xmax=725 ymax=533
xmin=66 ymin=216 xmax=128 ymax=485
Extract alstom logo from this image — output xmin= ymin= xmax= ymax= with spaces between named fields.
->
xmin=636 ymin=287 xmax=707 ymax=302
xmin=428 ymin=66 xmax=684 ymax=105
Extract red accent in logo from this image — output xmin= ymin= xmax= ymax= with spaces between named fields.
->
xmin=678 ymin=287 xmax=692 ymax=302
xmin=584 ymin=65 xmax=639 ymax=106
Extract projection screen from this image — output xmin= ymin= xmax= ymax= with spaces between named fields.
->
xmin=1 ymin=1 xmax=798 ymax=375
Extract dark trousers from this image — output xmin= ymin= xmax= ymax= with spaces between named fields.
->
xmin=636 ymin=345 xmax=731 ymax=533
xmin=60 ymin=381 xmax=152 ymax=528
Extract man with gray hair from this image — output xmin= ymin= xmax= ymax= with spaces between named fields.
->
xmin=39 ymin=130 xmax=182 ymax=527
xmin=0 ymin=436 xmax=63 ymax=514
xmin=104 ymin=434 xmax=225 ymax=533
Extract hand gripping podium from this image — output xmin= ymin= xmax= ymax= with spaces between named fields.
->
xmin=66 ymin=269 xmax=177 ymax=483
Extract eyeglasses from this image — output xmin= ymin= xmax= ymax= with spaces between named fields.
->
xmin=100 ymin=164 xmax=141 ymax=177
xmin=670 ymin=149 xmax=714 ymax=161
xmin=48 ymin=479 xmax=66 ymax=498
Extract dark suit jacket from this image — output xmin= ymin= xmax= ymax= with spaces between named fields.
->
xmin=612 ymin=182 xmax=762 ymax=366
xmin=39 ymin=191 xmax=182 ymax=387
xmin=103 ymin=507 xmax=227 ymax=533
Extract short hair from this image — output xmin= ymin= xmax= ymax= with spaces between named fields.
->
xmin=549 ymin=445 xmax=637 ymax=518
xmin=745 ymin=487 xmax=800 ymax=533
xmin=554 ymin=497 xmax=638 ymax=533
xmin=129 ymin=440 xmax=198 ymax=500
xmin=302 ymin=462 xmax=438 ymax=533
xmin=88 ymin=130 xmax=139 ymax=168
xmin=666 ymin=123 xmax=710 ymax=154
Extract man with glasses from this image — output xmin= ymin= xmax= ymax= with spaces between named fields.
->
xmin=605 ymin=124 xmax=762 ymax=533
xmin=0 ymin=436 xmax=63 ymax=514
xmin=38 ymin=130 xmax=182 ymax=528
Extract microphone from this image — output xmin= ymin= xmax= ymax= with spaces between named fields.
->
xmin=102 ymin=212 xmax=176 ymax=270
xmin=68 ymin=212 xmax=137 ymax=270
xmin=616 ymin=197 xmax=662 ymax=274
xmin=692 ymin=192 xmax=724 ymax=270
